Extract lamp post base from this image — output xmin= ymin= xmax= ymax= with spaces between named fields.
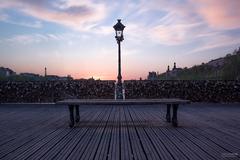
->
xmin=116 ymin=82 xmax=123 ymax=99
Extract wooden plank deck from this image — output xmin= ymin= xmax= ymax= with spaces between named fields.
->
xmin=0 ymin=103 xmax=239 ymax=160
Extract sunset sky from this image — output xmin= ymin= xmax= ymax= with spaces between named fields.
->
xmin=0 ymin=0 xmax=240 ymax=80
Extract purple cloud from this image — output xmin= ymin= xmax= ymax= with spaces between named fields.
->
xmin=0 ymin=0 xmax=107 ymax=31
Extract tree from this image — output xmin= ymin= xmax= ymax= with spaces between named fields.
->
xmin=222 ymin=54 xmax=240 ymax=80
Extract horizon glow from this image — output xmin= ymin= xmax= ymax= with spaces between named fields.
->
xmin=0 ymin=0 xmax=240 ymax=80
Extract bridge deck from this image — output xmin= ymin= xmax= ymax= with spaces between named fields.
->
xmin=0 ymin=103 xmax=239 ymax=160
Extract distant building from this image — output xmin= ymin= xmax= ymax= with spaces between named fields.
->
xmin=167 ymin=65 xmax=170 ymax=72
xmin=67 ymin=75 xmax=73 ymax=80
xmin=0 ymin=67 xmax=16 ymax=77
xmin=147 ymin=71 xmax=158 ymax=80
xmin=19 ymin=73 xmax=42 ymax=80
xmin=45 ymin=75 xmax=61 ymax=81
xmin=148 ymin=63 xmax=183 ymax=80
xmin=44 ymin=67 xmax=73 ymax=81
xmin=165 ymin=65 xmax=170 ymax=79
xmin=20 ymin=73 xmax=40 ymax=77
xmin=207 ymin=58 xmax=224 ymax=68
xmin=44 ymin=67 xmax=47 ymax=77
xmin=45 ymin=75 xmax=73 ymax=81
xmin=168 ymin=62 xmax=182 ymax=78
xmin=237 ymin=47 xmax=240 ymax=55
xmin=232 ymin=47 xmax=240 ymax=55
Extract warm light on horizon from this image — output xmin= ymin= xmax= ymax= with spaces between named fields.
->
xmin=0 ymin=0 xmax=240 ymax=80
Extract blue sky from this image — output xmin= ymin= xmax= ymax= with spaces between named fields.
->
xmin=0 ymin=0 xmax=240 ymax=79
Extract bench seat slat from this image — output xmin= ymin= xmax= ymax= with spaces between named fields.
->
xmin=56 ymin=99 xmax=190 ymax=105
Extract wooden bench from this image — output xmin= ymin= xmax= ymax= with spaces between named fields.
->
xmin=56 ymin=99 xmax=190 ymax=128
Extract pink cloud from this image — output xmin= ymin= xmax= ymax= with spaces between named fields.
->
xmin=187 ymin=34 xmax=240 ymax=54
xmin=0 ymin=0 xmax=107 ymax=31
xmin=151 ymin=22 xmax=204 ymax=45
xmin=131 ymin=0 xmax=240 ymax=46
xmin=191 ymin=0 xmax=240 ymax=29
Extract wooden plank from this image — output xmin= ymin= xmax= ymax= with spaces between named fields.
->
xmin=12 ymin=129 xmax=69 ymax=160
xmin=66 ymin=107 xmax=112 ymax=160
xmin=79 ymin=106 xmax=113 ymax=160
xmin=94 ymin=106 xmax=115 ymax=160
xmin=0 ymin=115 xmax=67 ymax=159
xmin=19 ymin=110 xmax=93 ymax=159
xmin=53 ymin=108 xmax=107 ymax=160
xmin=131 ymin=106 xmax=175 ymax=160
xmin=146 ymin=107 xmax=216 ymax=160
xmin=0 ymin=111 xmax=65 ymax=146
xmin=0 ymin=103 xmax=240 ymax=160
xmin=143 ymin=107 xmax=190 ymax=160
xmin=149 ymin=106 xmax=239 ymax=160
xmin=27 ymin=115 xmax=99 ymax=160
xmin=185 ymin=113 xmax=240 ymax=139
xmin=120 ymin=106 xmax=133 ymax=160
xmin=123 ymin=106 xmax=147 ymax=160
xmin=0 ymin=105 xmax=66 ymax=142
xmin=128 ymin=106 xmax=162 ymax=160
xmin=107 ymin=106 xmax=120 ymax=160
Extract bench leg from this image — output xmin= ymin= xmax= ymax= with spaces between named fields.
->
xmin=75 ymin=105 xmax=80 ymax=123
xmin=172 ymin=104 xmax=179 ymax=127
xmin=166 ymin=104 xmax=171 ymax=122
xmin=68 ymin=105 xmax=74 ymax=128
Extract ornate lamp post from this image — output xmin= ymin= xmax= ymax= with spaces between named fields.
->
xmin=113 ymin=19 xmax=125 ymax=99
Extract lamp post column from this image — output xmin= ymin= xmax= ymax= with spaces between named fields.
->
xmin=117 ymin=41 xmax=122 ymax=83
xmin=117 ymin=40 xmax=123 ymax=99
xmin=113 ymin=19 xmax=125 ymax=100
